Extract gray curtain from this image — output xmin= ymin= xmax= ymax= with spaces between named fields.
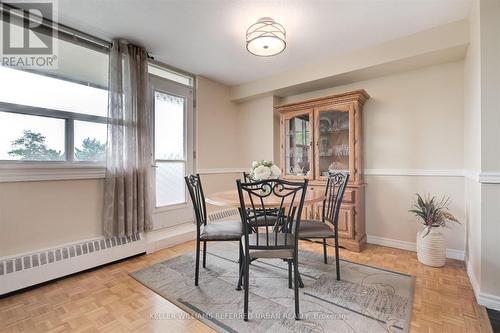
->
xmin=103 ymin=39 xmax=153 ymax=237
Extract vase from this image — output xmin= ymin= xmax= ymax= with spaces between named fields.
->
xmin=416 ymin=228 xmax=446 ymax=267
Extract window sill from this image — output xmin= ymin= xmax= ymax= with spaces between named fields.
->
xmin=0 ymin=162 xmax=106 ymax=182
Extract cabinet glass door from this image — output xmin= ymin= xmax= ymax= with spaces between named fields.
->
xmin=283 ymin=111 xmax=313 ymax=178
xmin=315 ymin=107 xmax=352 ymax=179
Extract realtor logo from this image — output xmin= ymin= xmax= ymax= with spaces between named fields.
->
xmin=1 ymin=0 xmax=58 ymax=68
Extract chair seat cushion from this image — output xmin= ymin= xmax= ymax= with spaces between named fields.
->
xmin=299 ymin=220 xmax=334 ymax=238
xmin=247 ymin=209 xmax=280 ymax=227
xmin=243 ymin=233 xmax=295 ymax=259
xmin=200 ymin=221 xmax=243 ymax=241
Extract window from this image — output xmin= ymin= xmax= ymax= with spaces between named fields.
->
xmin=0 ymin=112 xmax=66 ymax=161
xmin=0 ymin=66 xmax=108 ymax=162
xmin=154 ymin=90 xmax=187 ymax=207
xmin=148 ymin=63 xmax=193 ymax=87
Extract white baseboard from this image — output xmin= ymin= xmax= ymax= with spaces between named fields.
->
xmin=478 ymin=292 xmax=500 ymax=311
xmin=146 ymin=222 xmax=196 ymax=254
xmin=0 ymin=235 xmax=146 ymax=295
xmin=366 ymin=235 xmax=465 ymax=260
xmin=466 ymin=260 xmax=481 ymax=300
xmin=466 ymin=260 xmax=500 ymax=311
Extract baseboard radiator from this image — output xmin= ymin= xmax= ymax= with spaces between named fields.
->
xmin=0 ymin=234 xmax=146 ymax=295
xmin=208 ymin=208 xmax=240 ymax=222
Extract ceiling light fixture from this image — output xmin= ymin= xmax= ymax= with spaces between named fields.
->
xmin=246 ymin=17 xmax=286 ymax=57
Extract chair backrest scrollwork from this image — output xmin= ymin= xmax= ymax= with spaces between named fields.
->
xmin=237 ymin=178 xmax=308 ymax=249
xmin=322 ymin=172 xmax=349 ymax=226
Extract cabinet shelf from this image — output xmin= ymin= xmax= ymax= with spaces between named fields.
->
xmin=319 ymin=129 xmax=349 ymax=134
xmin=319 ymin=155 xmax=349 ymax=158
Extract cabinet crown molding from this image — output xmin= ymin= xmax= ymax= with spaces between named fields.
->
xmin=275 ymin=89 xmax=370 ymax=112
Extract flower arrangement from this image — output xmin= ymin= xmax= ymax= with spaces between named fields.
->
xmin=409 ymin=193 xmax=460 ymax=237
xmin=250 ymin=160 xmax=281 ymax=180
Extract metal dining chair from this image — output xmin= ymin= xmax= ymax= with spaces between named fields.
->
xmin=299 ymin=172 xmax=349 ymax=280
xmin=237 ymin=178 xmax=308 ymax=321
xmin=185 ymin=174 xmax=243 ymax=286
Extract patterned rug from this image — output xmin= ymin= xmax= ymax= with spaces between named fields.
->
xmin=130 ymin=242 xmax=414 ymax=333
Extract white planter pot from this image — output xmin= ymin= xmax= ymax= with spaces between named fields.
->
xmin=416 ymin=228 xmax=446 ymax=267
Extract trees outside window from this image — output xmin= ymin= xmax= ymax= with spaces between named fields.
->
xmin=75 ymin=138 xmax=106 ymax=161
xmin=8 ymin=130 xmax=64 ymax=161
xmin=8 ymin=130 xmax=106 ymax=162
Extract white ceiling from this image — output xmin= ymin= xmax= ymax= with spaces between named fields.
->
xmin=57 ymin=0 xmax=471 ymax=86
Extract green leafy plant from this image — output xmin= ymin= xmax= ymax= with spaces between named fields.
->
xmin=75 ymin=137 xmax=106 ymax=161
xmin=409 ymin=193 xmax=460 ymax=236
xmin=8 ymin=130 xmax=64 ymax=161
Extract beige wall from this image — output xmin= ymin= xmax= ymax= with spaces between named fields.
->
xmin=463 ymin=0 xmax=500 ymax=301
xmin=281 ymin=61 xmax=464 ymax=170
xmin=0 ymin=179 xmax=104 ymax=257
xmin=195 ymin=76 xmax=248 ymax=210
xmin=236 ymin=95 xmax=275 ymax=164
xmin=463 ymin=0 xmax=482 ymax=288
xmin=366 ymin=176 xmax=464 ymax=250
xmin=478 ymin=0 xmax=500 ymax=298
xmin=280 ymin=61 xmax=466 ymax=250
xmin=196 ymin=76 xmax=240 ymax=169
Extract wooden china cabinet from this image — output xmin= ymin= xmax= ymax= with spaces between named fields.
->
xmin=275 ymin=90 xmax=370 ymax=252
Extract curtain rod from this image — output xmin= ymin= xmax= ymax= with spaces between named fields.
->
xmin=0 ymin=3 xmax=112 ymax=53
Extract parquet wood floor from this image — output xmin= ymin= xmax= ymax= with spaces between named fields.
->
xmin=0 ymin=241 xmax=482 ymax=333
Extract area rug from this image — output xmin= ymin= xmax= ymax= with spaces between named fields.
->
xmin=130 ymin=242 xmax=414 ymax=333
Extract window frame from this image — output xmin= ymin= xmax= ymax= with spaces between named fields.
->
xmin=152 ymin=88 xmax=189 ymax=210
xmin=0 ymin=100 xmax=108 ymax=164
xmin=0 ymin=90 xmax=109 ymax=182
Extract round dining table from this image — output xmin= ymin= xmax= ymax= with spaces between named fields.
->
xmin=205 ymin=188 xmax=325 ymax=208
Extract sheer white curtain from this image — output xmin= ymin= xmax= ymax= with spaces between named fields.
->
xmin=103 ymin=39 xmax=153 ymax=237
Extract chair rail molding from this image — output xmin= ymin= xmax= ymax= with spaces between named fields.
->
xmin=364 ymin=168 xmax=464 ymax=177
xmin=0 ymin=162 xmax=106 ymax=182
xmin=478 ymin=172 xmax=500 ymax=184
xmin=464 ymin=169 xmax=500 ymax=183
xmin=197 ymin=168 xmax=247 ymax=174
xmin=198 ymin=168 xmax=486 ymax=179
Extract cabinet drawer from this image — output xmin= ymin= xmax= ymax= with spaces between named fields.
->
xmin=337 ymin=205 xmax=355 ymax=239
xmin=308 ymin=185 xmax=354 ymax=204
xmin=342 ymin=188 xmax=355 ymax=204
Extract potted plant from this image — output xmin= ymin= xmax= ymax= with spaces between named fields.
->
xmin=409 ymin=194 xmax=460 ymax=267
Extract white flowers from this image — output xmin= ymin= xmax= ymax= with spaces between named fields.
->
xmin=270 ymin=165 xmax=282 ymax=178
xmin=249 ymin=160 xmax=281 ymax=180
